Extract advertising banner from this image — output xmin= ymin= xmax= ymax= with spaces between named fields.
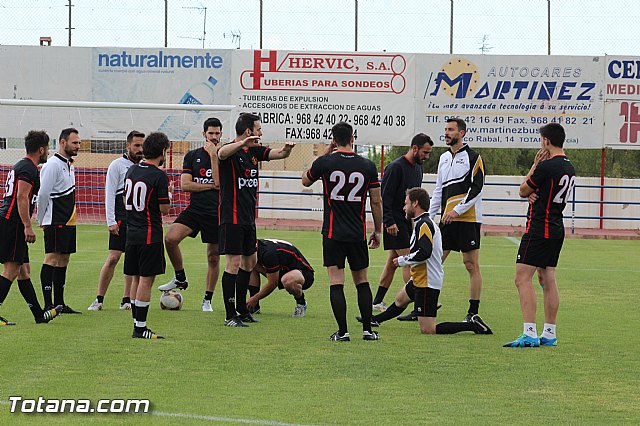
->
xmin=603 ymin=56 xmax=640 ymax=148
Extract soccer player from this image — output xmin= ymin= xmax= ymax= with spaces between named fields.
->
xmin=246 ymin=238 xmax=314 ymax=318
xmin=0 ymin=131 xmax=62 ymax=325
xmin=373 ymin=133 xmax=433 ymax=313
xmin=159 ymin=118 xmax=223 ymax=312
xmin=37 ymin=127 xmax=82 ymax=314
xmin=217 ymin=113 xmax=294 ymax=327
xmin=504 ymin=123 xmax=575 ymax=348
xmin=357 ymin=188 xmax=492 ymax=335
xmin=88 ymin=130 xmax=144 ymax=311
xmin=124 ymin=132 xmax=173 ymax=339
xmin=302 ymin=121 xmax=383 ymax=342
xmin=429 ymin=118 xmax=490 ymax=326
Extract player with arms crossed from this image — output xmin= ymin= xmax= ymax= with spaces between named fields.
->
xmin=302 ymin=121 xmax=383 ymax=341
xmin=504 ymin=123 xmax=575 ymax=348
xmin=0 ymin=131 xmax=62 ymax=325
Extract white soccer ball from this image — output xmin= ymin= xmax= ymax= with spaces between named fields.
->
xmin=160 ymin=290 xmax=183 ymax=310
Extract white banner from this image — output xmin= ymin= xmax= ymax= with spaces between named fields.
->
xmin=604 ymin=57 xmax=640 ymax=148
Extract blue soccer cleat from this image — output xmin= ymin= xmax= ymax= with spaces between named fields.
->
xmin=503 ymin=334 xmax=540 ymax=348
xmin=540 ymin=336 xmax=557 ymax=346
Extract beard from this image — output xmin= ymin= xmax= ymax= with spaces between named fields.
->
xmin=413 ymin=153 xmax=424 ymax=165
xmin=39 ymin=152 xmax=48 ymax=164
xmin=445 ymin=136 xmax=458 ymax=146
xmin=129 ymin=150 xmax=143 ymax=163
xmin=64 ymin=146 xmax=78 ymax=157
xmin=158 ymin=156 xmax=165 ymax=167
xmin=405 ymin=208 xmax=414 ymax=220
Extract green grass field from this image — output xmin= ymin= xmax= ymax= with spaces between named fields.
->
xmin=0 ymin=226 xmax=638 ymax=425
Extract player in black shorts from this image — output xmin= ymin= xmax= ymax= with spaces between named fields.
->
xmin=124 ymin=132 xmax=173 ymax=339
xmin=374 ymin=133 xmax=432 ymax=313
xmin=159 ymin=117 xmax=223 ymax=313
xmin=0 ymin=131 xmax=62 ymax=325
xmin=246 ymin=238 xmax=314 ymax=318
xmin=504 ymin=123 xmax=576 ymax=348
xmin=217 ymin=113 xmax=294 ymax=327
xmin=302 ymin=121 xmax=383 ymax=341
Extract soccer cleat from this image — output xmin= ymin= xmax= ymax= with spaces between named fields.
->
xmin=470 ymin=314 xmax=493 ymax=335
xmin=224 ymin=316 xmax=249 ymax=327
xmin=503 ymin=334 xmax=540 ymax=348
xmin=248 ymin=305 xmax=261 ymax=315
xmin=397 ymin=311 xmax=418 ymax=321
xmin=363 ymin=330 xmax=380 ymax=341
xmin=540 ymin=336 xmax=558 ymax=346
xmin=202 ymin=299 xmax=213 ymax=312
xmin=132 ymin=328 xmax=165 ymax=339
xmin=328 ymin=331 xmax=350 ymax=342
xmin=87 ymin=299 xmax=103 ymax=311
xmin=355 ymin=315 xmax=380 ymax=327
xmin=120 ymin=302 xmax=132 ymax=311
xmin=463 ymin=312 xmax=474 ymax=323
xmin=60 ymin=305 xmax=82 ymax=314
xmin=292 ymin=303 xmax=307 ymax=318
xmin=239 ymin=312 xmax=260 ymax=323
xmin=36 ymin=305 xmax=63 ymax=324
xmin=0 ymin=315 xmax=16 ymax=326
xmin=158 ymin=277 xmax=188 ymax=291
xmin=372 ymin=302 xmax=387 ymax=313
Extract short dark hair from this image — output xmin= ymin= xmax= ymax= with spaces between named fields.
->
xmin=24 ymin=130 xmax=49 ymax=154
xmin=127 ymin=130 xmax=145 ymax=143
xmin=204 ymin=117 xmax=223 ymax=132
xmin=332 ymin=121 xmax=353 ymax=147
xmin=59 ymin=127 xmax=79 ymax=142
xmin=446 ymin=118 xmax=467 ymax=133
xmin=406 ymin=187 xmax=430 ymax=211
xmin=411 ymin=133 xmax=433 ymax=148
xmin=539 ymin=123 xmax=565 ymax=148
xmin=143 ymin=132 xmax=170 ymax=159
xmin=235 ymin=113 xmax=261 ymax=136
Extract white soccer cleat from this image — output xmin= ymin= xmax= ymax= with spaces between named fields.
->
xmin=87 ymin=299 xmax=103 ymax=311
xmin=373 ymin=302 xmax=387 ymax=313
xmin=292 ymin=303 xmax=307 ymax=318
xmin=120 ymin=302 xmax=132 ymax=311
xmin=202 ymin=300 xmax=213 ymax=312
xmin=158 ymin=277 xmax=188 ymax=291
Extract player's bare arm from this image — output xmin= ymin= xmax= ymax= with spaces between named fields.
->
xmin=160 ymin=181 xmax=174 ymax=215
xmin=268 ymin=143 xmax=295 ymax=160
xmin=217 ymin=135 xmax=261 ymax=160
xmin=520 ymin=148 xmax=549 ymax=198
xmin=204 ymin=141 xmax=220 ymax=189
xmin=247 ymin=271 xmax=280 ymax=308
xmin=17 ymin=179 xmax=36 ymax=243
xmin=368 ymin=186 xmax=383 ymax=249
xmin=180 ymin=172 xmax=215 ymax=193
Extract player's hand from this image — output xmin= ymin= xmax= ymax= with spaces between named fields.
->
xmin=528 ymin=192 xmax=539 ymax=205
xmin=283 ymin=143 xmax=295 ymax=153
xmin=246 ymin=296 xmax=257 ymax=309
xmin=442 ymin=210 xmax=459 ymax=225
xmin=204 ymin=141 xmax=219 ymax=158
xmin=243 ymin=135 xmax=262 ymax=147
xmin=24 ymin=226 xmax=36 ymax=243
xmin=386 ymin=224 xmax=399 ymax=236
xmin=392 ymin=257 xmax=400 ymax=267
xmin=325 ymin=140 xmax=337 ymax=156
xmin=108 ymin=224 xmax=119 ymax=236
xmin=368 ymin=231 xmax=380 ymax=249
xmin=534 ymin=148 xmax=549 ymax=165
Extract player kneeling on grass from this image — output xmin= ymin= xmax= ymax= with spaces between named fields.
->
xmin=246 ymin=239 xmax=314 ymax=318
xmin=357 ymin=187 xmax=492 ymax=335
xmin=124 ymin=132 xmax=174 ymax=339
xmin=0 ymin=131 xmax=62 ymax=325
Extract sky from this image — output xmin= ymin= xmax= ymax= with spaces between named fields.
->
xmin=0 ymin=0 xmax=639 ymax=56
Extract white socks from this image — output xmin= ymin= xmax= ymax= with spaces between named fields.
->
xmin=523 ymin=323 xmax=537 ymax=338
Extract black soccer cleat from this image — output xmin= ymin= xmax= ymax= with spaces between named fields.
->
xmin=328 ymin=331 xmax=350 ymax=342
xmin=463 ymin=312 xmax=474 ymax=323
xmin=224 ymin=315 xmax=249 ymax=327
xmin=35 ymin=304 xmax=64 ymax=324
xmin=132 ymin=327 xmax=165 ymax=339
xmin=60 ymin=305 xmax=83 ymax=314
xmin=363 ymin=330 xmax=380 ymax=341
xmin=0 ymin=315 xmax=16 ymax=326
xmin=239 ymin=312 xmax=260 ymax=323
xmin=470 ymin=314 xmax=493 ymax=335
xmin=397 ymin=310 xmax=418 ymax=321
xmin=355 ymin=315 xmax=380 ymax=327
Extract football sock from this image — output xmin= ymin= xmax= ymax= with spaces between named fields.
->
xmin=356 ymin=282 xmax=373 ymax=332
xmin=373 ymin=302 xmax=406 ymax=323
xmin=541 ymin=323 xmax=556 ymax=339
xmin=436 ymin=321 xmax=477 ymax=334
xmin=96 ymin=295 xmax=104 ymax=303
xmin=52 ymin=266 xmax=67 ymax=306
xmin=40 ymin=264 xmax=54 ymax=308
xmin=134 ymin=300 xmax=150 ymax=331
xmin=175 ymin=269 xmax=187 ymax=282
xmin=372 ymin=286 xmax=388 ymax=305
xmin=17 ymin=279 xmax=44 ymax=318
xmin=121 ymin=296 xmax=131 ymax=305
xmin=221 ymin=272 xmax=237 ymax=320
xmin=248 ymin=285 xmax=260 ymax=297
xmin=235 ymin=269 xmax=251 ymax=315
xmin=329 ymin=284 xmax=348 ymax=335
xmin=0 ymin=276 xmax=12 ymax=306
xmin=131 ymin=299 xmax=137 ymax=319
xmin=204 ymin=291 xmax=213 ymax=302
xmin=295 ymin=293 xmax=306 ymax=306
xmin=468 ymin=299 xmax=480 ymax=315
xmin=524 ymin=322 xmax=537 ymax=338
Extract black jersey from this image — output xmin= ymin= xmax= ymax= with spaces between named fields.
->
xmin=1 ymin=158 xmax=39 ymax=222
xmin=218 ymin=144 xmax=271 ymax=225
xmin=182 ymin=147 xmax=219 ymax=215
xmin=381 ymin=155 xmax=423 ymax=229
xmin=525 ymin=155 xmax=576 ymax=239
xmin=306 ymin=151 xmax=380 ymax=241
xmin=257 ymin=238 xmax=314 ymax=274
xmin=124 ymin=162 xmax=170 ymax=245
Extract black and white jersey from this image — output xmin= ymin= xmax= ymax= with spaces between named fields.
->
xmin=218 ymin=144 xmax=271 ymax=225
xmin=257 ymin=238 xmax=314 ymax=275
xmin=105 ymin=154 xmax=135 ymax=226
xmin=182 ymin=147 xmax=219 ymax=215
xmin=0 ymin=158 xmax=39 ymax=223
xmin=37 ymin=153 xmax=76 ymax=226
xmin=306 ymin=151 xmax=380 ymax=242
xmin=381 ymin=155 xmax=423 ymax=229
xmin=396 ymin=212 xmax=443 ymax=290
xmin=525 ymin=155 xmax=576 ymax=239
xmin=124 ymin=162 xmax=170 ymax=245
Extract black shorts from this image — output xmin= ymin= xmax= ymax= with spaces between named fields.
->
xmin=516 ymin=234 xmax=564 ymax=269
xmin=405 ymin=278 xmax=416 ymax=301
xmin=174 ymin=208 xmax=219 ymax=244
xmin=414 ymin=287 xmax=440 ymax=317
xmin=322 ymin=236 xmax=369 ymax=271
xmin=44 ymin=225 xmax=77 ymax=254
xmin=219 ymin=223 xmax=257 ymax=256
xmin=124 ymin=242 xmax=166 ymax=277
xmin=277 ymin=269 xmax=315 ymax=291
xmin=0 ymin=219 xmax=28 ymax=264
xmin=441 ymin=221 xmax=481 ymax=253
xmin=383 ymin=220 xmax=411 ymax=251
xmin=108 ymin=219 xmax=127 ymax=252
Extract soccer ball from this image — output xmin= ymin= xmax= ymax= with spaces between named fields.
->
xmin=160 ymin=290 xmax=183 ymax=310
